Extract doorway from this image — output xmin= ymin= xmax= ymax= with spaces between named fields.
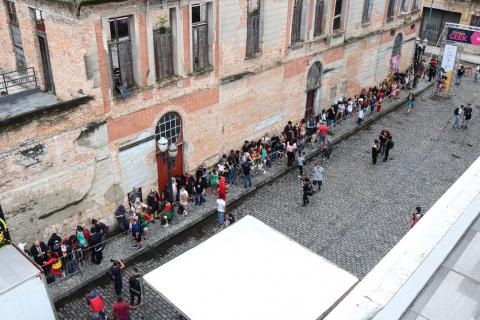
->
xmin=305 ymin=91 xmax=315 ymax=119
xmin=306 ymin=62 xmax=322 ymax=118
xmin=38 ymin=35 xmax=54 ymax=92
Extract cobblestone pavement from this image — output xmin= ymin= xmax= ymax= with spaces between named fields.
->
xmin=55 ymin=79 xmax=480 ymax=319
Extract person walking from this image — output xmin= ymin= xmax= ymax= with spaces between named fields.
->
xmin=455 ymin=65 xmax=465 ymax=85
xmin=312 ymin=164 xmax=325 ymax=191
xmin=372 ymin=139 xmax=380 ymax=165
xmin=110 ymin=259 xmax=125 ymax=297
xmin=453 ymin=105 xmax=463 ymax=130
xmin=216 ymin=196 xmax=226 ymax=227
xmin=406 ymin=93 xmax=415 ymax=114
xmin=383 ymin=137 xmax=394 ymax=162
xmin=86 ymin=289 xmax=107 ymax=320
xmin=410 ymin=207 xmax=424 ymax=228
xmin=242 ymin=158 xmax=252 ymax=188
xmin=463 ymin=104 xmax=472 ymax=129
xmin=298 ymin=152 xmax=306 ymax=177
xmin=379 ymin=128 xmax=390 ymax=155
xmin=302 ymin=178 xmax=311 ymax=206
xmin=178 ymin=185 xmax=189 ymax=216
xmin=129 ymin=268 xmax=142 ymax=306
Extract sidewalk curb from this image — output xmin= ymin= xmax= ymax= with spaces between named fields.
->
xmin=52 ymin=82 xmax=433 ymax=304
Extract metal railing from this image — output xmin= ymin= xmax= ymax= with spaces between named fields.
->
xmin=0 ymin=67 xmax=37 ymax=95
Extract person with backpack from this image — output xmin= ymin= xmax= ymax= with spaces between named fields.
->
xmin=463 ymin=104 xmax=472 ymax=129
xmin=453 ymin=105 xmax=463 ymax=130
xmin=129 ymin=267 xmax=142 ymax=306
xmin=302 ymin=178 xmax=312 ymax=206
xmin=410 ymin=207 xmax=424 ymax=228
xmin=383 ymin=137 xmax=394 ymax=162
xmin=86 ymin=289 xmax=107 ymax=320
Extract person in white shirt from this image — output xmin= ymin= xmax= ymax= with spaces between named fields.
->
xmin=475 ymin=65 xmax=480 ymax=82
xmin=178 ymin=186 xmax=189 ymax=216
xmin=312 ymin=164 xmax=325 ymax=191
xmin=216 ymin=197 xmax=226 ymax=226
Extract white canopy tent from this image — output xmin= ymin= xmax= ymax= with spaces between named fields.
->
xmin=144 ymin=215 xmax=358 ymax=320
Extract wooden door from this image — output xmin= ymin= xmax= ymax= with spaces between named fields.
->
xmin=156 ymin=143 xmax=183 ymax=193
xmin=305 ymin=91 xmax=315 ymax=119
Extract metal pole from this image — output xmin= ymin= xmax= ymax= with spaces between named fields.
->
xmin=167 ymin=156 xmax=174 ymax=203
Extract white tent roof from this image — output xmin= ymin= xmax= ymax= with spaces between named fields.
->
xmin=144 ymin=215 xmax=358 ymax=320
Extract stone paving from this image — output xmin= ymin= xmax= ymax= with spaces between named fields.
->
xmin=55 ymin=78 xmax=480 ymax=319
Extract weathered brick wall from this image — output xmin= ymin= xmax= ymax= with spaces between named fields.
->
xmin=0 ymin=0 xmax=420 ymax=244
xmin=0 ymin=3 xmax=17 ymax=72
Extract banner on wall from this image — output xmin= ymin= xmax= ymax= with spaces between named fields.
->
xmin=390 ymin=55 xmax=400 ymax=72
xmin=0 ymin=205 xmax=11 ymax=247
xmin=436 ymin=44 xmax=458 ymax=95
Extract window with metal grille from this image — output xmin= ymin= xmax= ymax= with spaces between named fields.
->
xmin=246 ymin=0 xmax=260 ymax=56
xmin=471 ymin=15 xmax=480 ymax=27
xmin=291 ymin=0 xmax=303 ymax=43
xmin=314 ymin=0 xmax=324 ymax=36
xmin=192 ymin=4 xmax=209 ymax=71
xmin=386 ymin=0 xmax=396 ymax=19
xmin=109 ymin=17 xmax=134 ymax=91
xmin=400 ymin=0 xmax=409 ymax=13
xmin=154 ymin=29 xmax=174 ymax=80
xmin=362 ymin=0 xmax=372 ymax=23
xmin=156 ymin=112 xmax=182 ymax=145
xmin=332 ymin=0 xmax=343 ymax=31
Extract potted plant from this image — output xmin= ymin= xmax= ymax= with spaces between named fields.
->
xmin=158 ymin=15 xmax=168 ymax=34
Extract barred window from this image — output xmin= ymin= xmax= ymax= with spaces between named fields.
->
xmin=156 ymin=112 xmax=182 ymax=145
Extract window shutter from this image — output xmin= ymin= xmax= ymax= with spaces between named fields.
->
xmin=118 ymin=41 xmax=134 ymax=87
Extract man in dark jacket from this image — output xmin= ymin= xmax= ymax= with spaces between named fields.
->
xmin=92 ymin=219 xmax=109 ymax=244
xmin=129 ymin=267 xmax=142 ymax=306
xmin=383 ymin=137 xmax=394 ymax=162
xmin=91 ymin=227 xmax=104 ymax=265
xmin=30 ymin=240 xmax=48 ymax=266
xmin=146 ymin=188 xmax=160 ymax=220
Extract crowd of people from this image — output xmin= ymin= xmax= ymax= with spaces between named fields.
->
xmin=23 ymin=66 xmax=423 ymax=292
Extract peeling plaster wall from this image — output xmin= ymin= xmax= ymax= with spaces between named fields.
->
xmin=0 ymin=121 xmax=118 ymax=244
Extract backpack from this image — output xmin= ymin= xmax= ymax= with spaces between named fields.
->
xmin=454 ymin=108 xmax=459 ymax=116
xmin=390 ymin=141 xmax=394 ymax=149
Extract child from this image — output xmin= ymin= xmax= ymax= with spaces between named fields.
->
xmin=407 ymin=93 xmax=415 ymax=114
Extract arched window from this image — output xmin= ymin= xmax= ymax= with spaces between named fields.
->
xmin=155 ymin=112 xmax=182 ymax=145
xmin=306 ymin=61 xmax=322 ymax=91
xmin=392 ymin=33 xmax=403 ymax=57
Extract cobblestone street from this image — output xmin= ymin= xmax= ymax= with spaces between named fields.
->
xmin=56 ymin=80 xmax=480 ymax=319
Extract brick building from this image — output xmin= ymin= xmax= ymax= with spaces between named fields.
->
xmin=0 ymin=0 xmax=422 ymax=243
